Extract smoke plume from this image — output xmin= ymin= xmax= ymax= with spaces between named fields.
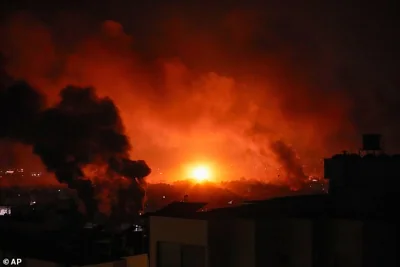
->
xmin=270 ymin=141 xmax=307 ymax=190
xmin=0 ymin=81 xmax=151 ymax=217
xmin=0 ymin=2 xmax=399 ymax=189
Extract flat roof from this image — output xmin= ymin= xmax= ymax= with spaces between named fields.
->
xmin=148 ymin=194 xmax=399 ymax=222
xmin=143 ymin=201 xmax=207 ymax=218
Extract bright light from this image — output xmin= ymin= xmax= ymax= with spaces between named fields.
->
xmin=189 ymin=165 xmax=211 ymax=182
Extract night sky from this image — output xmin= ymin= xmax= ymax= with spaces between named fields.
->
xmin=0 ymin=0 xmax=399 ymax=185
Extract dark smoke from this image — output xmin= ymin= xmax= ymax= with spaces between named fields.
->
xmin=0 ymin=81 xmax=151 ymax=218
xmin=109 ymin=158 xmax=151 ymax=217
xmin=270 ymin=140 xmax=307 ymax=190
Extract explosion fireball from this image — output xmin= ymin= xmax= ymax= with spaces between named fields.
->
xmin=189 ymin=165 xmax=211 ymax=183
xmin=1 ymin=3 xmax=398 ymax=204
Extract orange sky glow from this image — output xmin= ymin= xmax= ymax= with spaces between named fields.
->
xmin=0 ymin=12 xmax=359 ymax=189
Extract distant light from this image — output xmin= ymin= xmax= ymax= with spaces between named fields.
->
xmin=134 ymin=225 xmax=143 ymax=232
xmin=0 ymin=207 xmax=11 ymax=216
xmin=5 ymin=170 xmax=14 ymax=174
xmin=162 ymin=195 xmax=166 ymax=199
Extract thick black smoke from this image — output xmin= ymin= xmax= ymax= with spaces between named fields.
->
xmin=109 ymin=158 xmax=150 ymax=218
xmin=270 ymin=140 xmax=307 ymax=190
xmin=0 ymin=81 xmax=151 ymax=218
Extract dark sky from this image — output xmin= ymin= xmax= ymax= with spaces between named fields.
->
xmin=2 ymin=0 xmax=397 ymax=89
xmin=0 ymin=0 xmax=399 ymax=182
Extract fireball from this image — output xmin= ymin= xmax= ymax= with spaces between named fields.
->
xmin=189 ymin=165 xmax=211 ymax=183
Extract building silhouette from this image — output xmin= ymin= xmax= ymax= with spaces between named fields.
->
xmin=148 ymin=135 xmax=398 ymax=267
xmin=1 ymin=135 xmax=398 ymax=266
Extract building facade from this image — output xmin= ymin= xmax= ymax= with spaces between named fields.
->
xmin=149 ymin=215 xmax=397 ymax=267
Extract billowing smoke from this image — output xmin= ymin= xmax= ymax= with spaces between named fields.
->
xmin=0 ymin=2 xmax=398 ymax=189
xmin=0 ymin=81 xmax=151 ymax=218
xmin=270 ymin=141 xmax=307 ymax=190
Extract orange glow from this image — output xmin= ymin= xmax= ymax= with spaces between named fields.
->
xmin=0 ymin=11 xmax=358 ymax=191
xmin=189 ymin=165 xmax=211 ymax=183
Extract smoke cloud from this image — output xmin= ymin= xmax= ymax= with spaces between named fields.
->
xmin=270 ymin=141 xmax=307 ymax=190
xmin=0 ymin=2 xmax=399 ymax=190
xmin=0 ymin=81 xmax=151 ymax=217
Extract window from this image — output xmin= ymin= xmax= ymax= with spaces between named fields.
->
xmin=158 ymin=242 xmax=181 ymax=267
xmin=157 ymin=242 xmax=206 ymax=267
xmin=181 ymin=245 xmax=206 ymax=267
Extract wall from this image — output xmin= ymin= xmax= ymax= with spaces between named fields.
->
xmin=149 ymin=216 xmax=256 ymax=267
xmin=314 ymin=219 xmax=363 ymax=267
xmin=256 ymin=218 xmax=313 ymax=267
xmin=125 ymin=254 xmax=149 ymax=267
xmin=207 ymin=219 xmax=234 ymax=267
xmin=362 ymin=221 xmax=397 ymax=267
xmin=330 ymin=219 xmax=363 ymax=267
xmin=149 ymin=216 xmax=208 ymax=267
xmin=230 ymin=219 xmax=255 ymax=267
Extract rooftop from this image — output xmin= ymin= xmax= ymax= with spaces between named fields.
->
xmin=143 ymin=201 xmax=207 ymax=218
xmin=148 ymin=194 xmax=400 ymax=222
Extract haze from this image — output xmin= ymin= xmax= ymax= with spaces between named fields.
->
xmin=1 ymin=1 xmax=399 ymax=189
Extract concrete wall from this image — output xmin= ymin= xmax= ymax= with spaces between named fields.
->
xmin=362 ymin=221 xmax=397 ymax=267
xmin=207 ymin=219 xmax=235 ymax=267
xmin=146 ymin=215 xmax=398 ymax=267
xmin=230 ymin=219 xmax=255 ymax=267
xmin=125 ymin=254 xmax=149 ymax=267
xmin=149 ymin=216 xmax=208 ymax=267
xmin=204 ymin=218 xmax=255 ymax=267
xmin=150 ymin=216 xmax=255 ymax=267
xmin=256 ymin=218 xmax=313 ymax=267
xmin=314 ymin=219 xmax=363 ymax=267
xmin=330 ymin=219 xmax=363 ymax=267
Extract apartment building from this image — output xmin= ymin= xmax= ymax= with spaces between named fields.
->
xmin=148 ymin=197 xmax=397 ymax=267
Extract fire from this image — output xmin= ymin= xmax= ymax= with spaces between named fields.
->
xmin=0 ymin=12 xmax=357 ymax=189
xmin=189 ymin=165 xmax=211 ymax=183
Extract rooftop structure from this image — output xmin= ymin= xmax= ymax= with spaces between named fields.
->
xmin=148 ymin=196 xmax=398 ymax=267
xmin=324 ymin=134 xmax=400 ymax=203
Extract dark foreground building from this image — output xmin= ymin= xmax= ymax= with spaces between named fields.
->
xmin=148 ymin=135 xmax=398 ymax=267
xmin=0 ymin=208 xmax=149 ymax=267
